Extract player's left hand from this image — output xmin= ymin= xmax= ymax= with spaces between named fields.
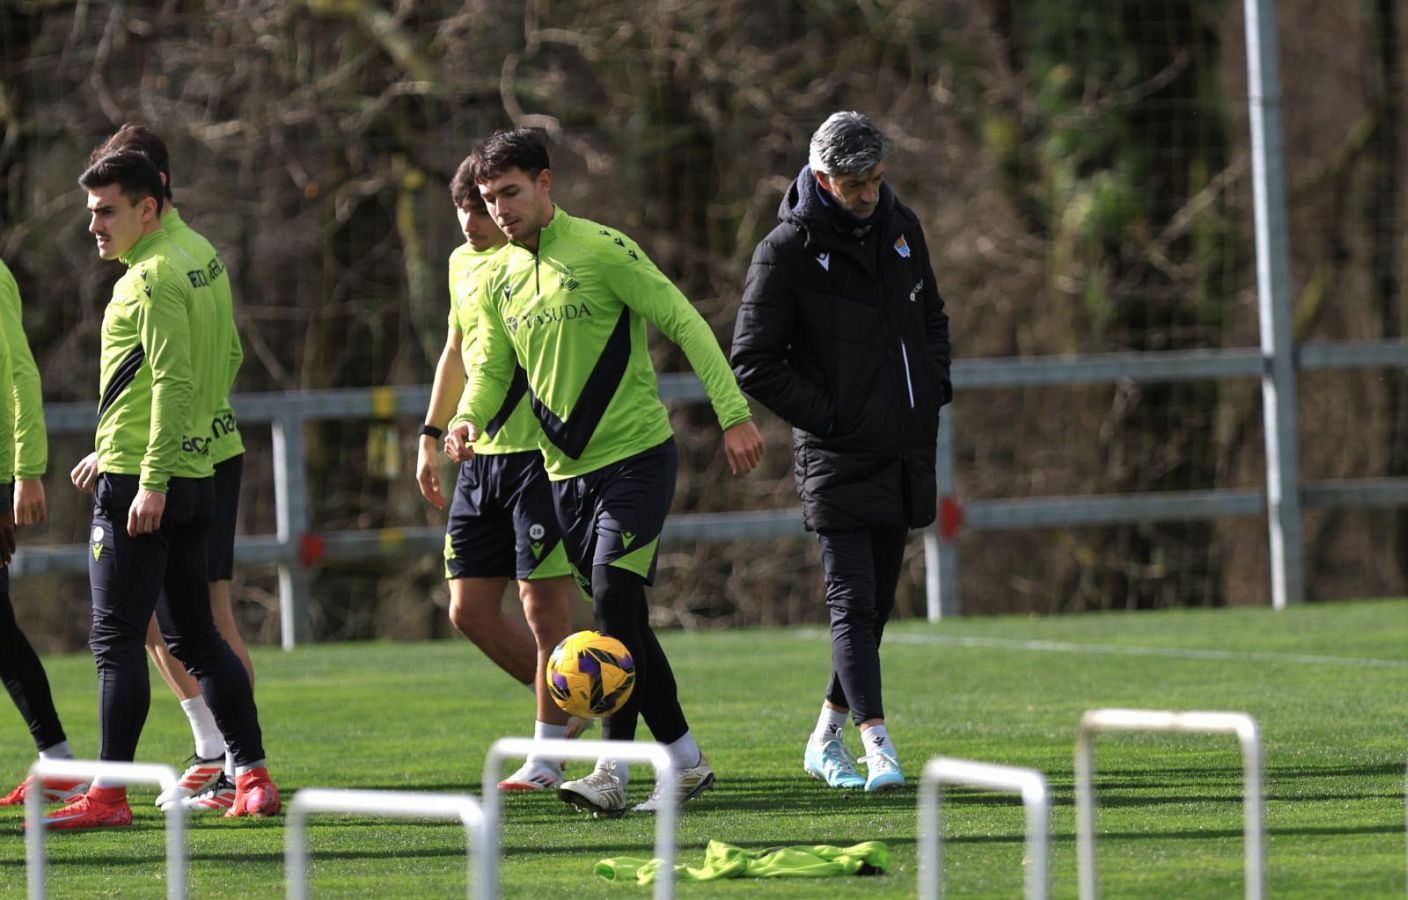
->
xmin=127 ymin=488 xmax=166 ymax=536
xmin=723 ymin=420 xmax=764 ymax=475
xmin=14 ymin=478 xmax=46 ymax=526
xmin=444 ymin=423 xmax=477 ymax=464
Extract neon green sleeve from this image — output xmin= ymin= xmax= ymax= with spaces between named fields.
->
xmin=454 ymin=278 xmax=514 ymax=432
xmin=0 ymin=263 xmax=44 ymax=478
xmin=138 ymin=273 xmax=195 ymax=492
xmin=226 ymin=319 xmax=243 ymax=399
xmin=604 ymin=250 xmax=752 ymax=430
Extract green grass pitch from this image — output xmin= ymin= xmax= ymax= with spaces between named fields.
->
xmin=1 ymin=599 xmax=1404 ymax=897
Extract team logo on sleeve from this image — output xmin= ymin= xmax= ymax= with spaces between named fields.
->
xmin=894 ymin=235 xmax=911 ymax=258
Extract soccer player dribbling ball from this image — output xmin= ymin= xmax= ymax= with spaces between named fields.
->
xmin=448 ymin=128 xmax=764 ymax=816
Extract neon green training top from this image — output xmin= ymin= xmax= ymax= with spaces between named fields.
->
xmin=457 ymin=208 xmax=752 ymax=479
xmin=96 ymin=228 xmax=222 ymax=490
xmin=447 ymin=242 xmax=540 ymax=455
xmin=161 ymin=209 xmax=244 ymax=464
xmin=0 ymin=260 xmax=46 ymax=481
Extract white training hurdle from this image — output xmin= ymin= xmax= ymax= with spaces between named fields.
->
xmin=25 ymin=759 xmax=184 ymax=900
xmin=481 ymin=737 xmax=677 ymax=900
xmin=284 ymin=788 xmax=485 ymax=900
xmin=1075 ymin=708 xmax=1265 ymax=900
xmin=917 ymin=756 xmax=1050 ymax=900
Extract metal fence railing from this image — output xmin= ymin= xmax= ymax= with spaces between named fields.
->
xmin=14 ymin=336 xmax=1408 ymax=647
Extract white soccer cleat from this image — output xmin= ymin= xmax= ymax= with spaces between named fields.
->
xmin=632 ymin=754 xmax=714 ymax=813
xmin=804 ymin=738 xmax=866 ymax=789
xmin=175 ymin=772 xmax=237 ymax=813
xmin=558 ymin=759 xmax=628 ymax=818
xmin=155 ymin=755 xmax=224 ymax=807
xmin=862 ymin=745 xmax=906 ymax=792
xmin=497 ymin=759 xmax=564 ymax=792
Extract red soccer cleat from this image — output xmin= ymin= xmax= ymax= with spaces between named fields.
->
xmin=0 ymin=774 xmax=89 ymax=807
xmin=35 ymin=787 xmax=132 ymax=831
xmin=224 ymin=767 xmax=280 ymax=818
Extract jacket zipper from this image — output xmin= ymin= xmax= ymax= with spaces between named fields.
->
xmin=899 ymin=339 xmax=916 ymax=409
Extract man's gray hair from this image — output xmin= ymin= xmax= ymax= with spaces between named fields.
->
xmin=808 ymin=111 xmax=890 ymax=176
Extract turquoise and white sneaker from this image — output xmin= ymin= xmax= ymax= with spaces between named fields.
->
xmin=803 ymin=739 xmax=866 ymax=789
xmin=862 ymin=745 xmax=905 ymax=792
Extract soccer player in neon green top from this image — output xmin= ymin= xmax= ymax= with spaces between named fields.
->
xmin=80 ymin=124 xmax=256 ymax=813
xmin=415 ymin=152 xmax=580 ymax=791
xmin=0 ymin=259 xmax=89 ymax=808
xmin=447 ymin=128 xmax=764 ymax=816
xmin=44 ymin=151 xmax=278 ymax=830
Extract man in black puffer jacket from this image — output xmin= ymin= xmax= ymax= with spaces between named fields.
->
xmin=731 ymin=111 xmax=951 ymax=792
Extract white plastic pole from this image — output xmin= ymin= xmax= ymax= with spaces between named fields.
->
xmin=26 ymin=759 xmax=183 ymax=900
xmin=917 ymin=757 xmax=1049 ymax=899
xmin=482 ymin=737 xmax=676 ymax=900
xmin=1075 ymin=709 xmax=1265 ymax=900
xmin=1245 ymin=0 xmax=1305 ymax=609
xmin=285 ymin=788 xmax=485 ymax=900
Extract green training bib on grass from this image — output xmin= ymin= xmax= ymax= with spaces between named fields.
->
xmin=595 ymin=840 xmax=888 ymax=885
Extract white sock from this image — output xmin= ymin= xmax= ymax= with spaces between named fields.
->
xmin=598 ymin=757 xmax=630 ymax=788
xmin=811 ymin=705 xmax=848 ymax=745
xmin=39 ymin=741 xmax=74 ymax=760
xmin=860 ymin=723 xmax=894 ymax=758
xmin=225 ymin=751 xmax=236 ymax=778
xmin=665 ymin=730 xmax=701 ymax=769
xmin=180 ymin=696 xmax=225 ymax=760
xmin=529 ymin=721 xmax=567 ymax=770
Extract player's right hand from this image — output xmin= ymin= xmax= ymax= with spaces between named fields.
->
xmin=416 ymin=436 xmax=446 ymax=510
xmin=444 ymin=423 xmax=476 ymax=464
xmin=71 ymin=452 xmax=99 ymax=495
xmin=14 ymin=478 xmax=46 ymax=526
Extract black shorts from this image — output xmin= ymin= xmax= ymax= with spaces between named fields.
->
xmin=444 ymin=450 xmax=571 ymax=581
xmin=550 ymin=438 xmax=676 ymax=589
xmin=207 ymin=454 xmax=242 ymax=582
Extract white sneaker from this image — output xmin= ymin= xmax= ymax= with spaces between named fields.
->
xmin=558 ymin=759 xmax=628 ymax=818
xmin=497 ymin=759 xmax=564 ymax=792
xmin=155 ymin=755 xmax=224 ymax=807
xmin=632 ymin=754 xmax=714 ymax=813
xmin=174 ymin=773 xmax=237 ymax=813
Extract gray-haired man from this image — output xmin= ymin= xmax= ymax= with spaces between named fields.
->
xmin=731 ymin=111 xmax=952 ymax=791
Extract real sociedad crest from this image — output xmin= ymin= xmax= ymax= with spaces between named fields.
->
xmin=894 ymin=235 xmax=911 ymax=258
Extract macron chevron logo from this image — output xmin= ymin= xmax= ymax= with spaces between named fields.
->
xmin=816 ymin=253 xmax=830 ymax=271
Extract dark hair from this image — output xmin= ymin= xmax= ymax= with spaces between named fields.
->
xmin=78 ymin=151 xmax=166 ymax=214
xmin=449 ymin=154 xmax=485 ymax=211
xmin=470 ymin=128 xmax=550 ymax=182
xmin=92 ymin=124 xmax=173 ymax=201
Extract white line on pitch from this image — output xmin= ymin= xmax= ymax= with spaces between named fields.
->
xmin=863 ymin=632 xmax=1408 ymax=670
